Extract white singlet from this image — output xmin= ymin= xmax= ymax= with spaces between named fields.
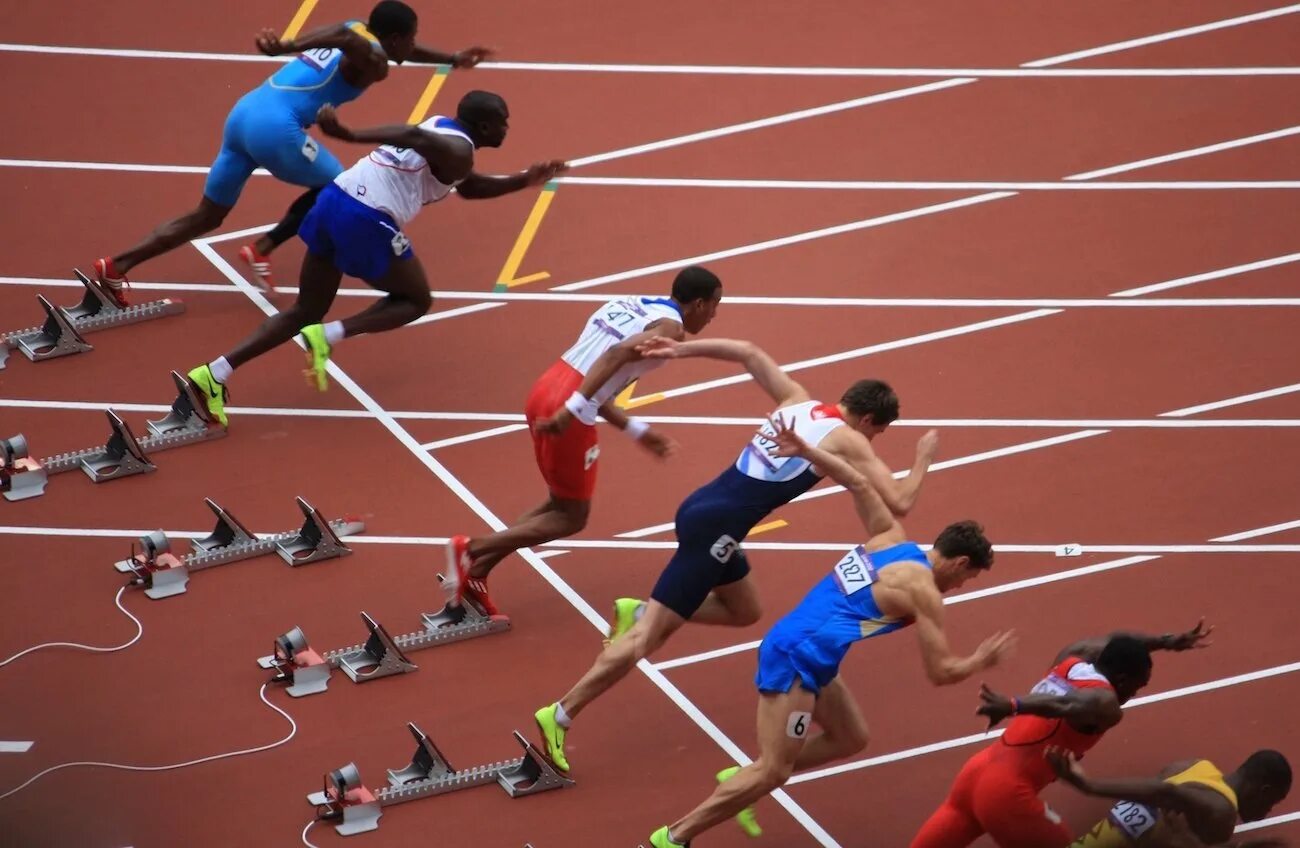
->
xmin=560 ymin=296 xmax=685 ymax=407
xmin=334 ymin=115 xmax=474 ymax=226
xmin=735 ymin=400 xmax=846 ymax=482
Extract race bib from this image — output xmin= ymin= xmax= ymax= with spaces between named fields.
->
xmin=297 ymin=47 xmax=339 ymax=71
xmin=1108 ymin=800 xmax=1158 ymax=840
xmin=832 ymin=546 xmax=877 ymax=596
xmin=390 ymin=232 xmax=411 ymax=256
xmin=1029 ymin=673 xmax=1071 ymax=697
xmin=710 ymin=535 xmax=739 ymax=564
xmin=300 ymin=136 xmax=319 ymax=163
xmin=583 ymin=445 xmax=600 ymax=470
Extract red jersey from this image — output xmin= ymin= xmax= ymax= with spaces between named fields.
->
xmin=993 ymin=656 xmax=1115 ymax=790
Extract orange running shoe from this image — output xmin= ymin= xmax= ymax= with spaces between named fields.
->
xmin=443 ymin=535 xmax=473 ymax=607
xmin=464 ymin=575 xmax=501 ymax=616
xmin=91 ymin=257 xmax=130 ymax=307
xmin=238 ymin=245 xmax=274 ymax=293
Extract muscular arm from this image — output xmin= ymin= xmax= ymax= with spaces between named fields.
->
xmin=314 ymin=114 xmax=473 ymax=183
xmin=776 ymin=427 xmax=900 ymax=542
xmin=649 ymin=339 xmax=809 ymax=407
xmin=410 ymin=45 xmax=459 ymax=64
xmin=908 ymin=580 xmax=991 ymax=685
xmin=575 ymin=322 xmax=685 ymax=407
xmin=279 ymin=23 xmax=378 ymax=67
xmin=1009 ymin=687 xmax=1122 ymax=728
xmin=819 ymin=428 xmax=935 ymax=517
xmin=456 ymin=172 xmax=533 ymax=199
xmin=1054 ymin=627 xmax=1202 ymax=666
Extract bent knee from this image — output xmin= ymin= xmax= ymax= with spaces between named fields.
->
xmin=407 ymin=287 xmax=432 ymax=314
xmin=842 ymin=725 xmax=870 ymax=756
xmin=734 ymin=605 xmax=763 ymax=627
xmin=755 ymin=761 xmax=795 ymax=790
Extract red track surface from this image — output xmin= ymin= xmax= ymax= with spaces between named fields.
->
xmin=2 ymin=3 xmax=1299 ymax=847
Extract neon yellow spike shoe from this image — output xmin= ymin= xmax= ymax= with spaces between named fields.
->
xmin=718 ymin=766 xmax=762 ymax=837
xmin=186 ymin=364 xmax=229 ymax=427
xmin=648 ymin=826 xmax=688 ymax=847
xmin=608 ymin=598 xmax=645 ymax=643
xmin=299 ymin=324 xmax=332 ymax=392
xmin=533 ymin=704 xmax=570 ymax=773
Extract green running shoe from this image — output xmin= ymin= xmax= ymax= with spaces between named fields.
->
xmin=533 ymin=703 xmax=570 ymax=773
xmin=648 ymin=826 xmax=688 ymax=847
xmin=609 ymin=597 xmax=645 ymax=643
xmin=186 ymin=364 xmax=229 ymax=427
xmin=718 ymin=765 xmax=762 ymax=837
xmin=299 ymin=323 xmax=332 ymax=391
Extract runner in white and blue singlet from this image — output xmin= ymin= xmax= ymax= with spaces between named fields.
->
xmin=534 ymin=337 xmax=941 ymax=776
xmin=644 ymin=418 xmax=1015 ymax=848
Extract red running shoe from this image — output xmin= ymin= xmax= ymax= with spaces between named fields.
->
xmin=91 ymin=257 xmax=130 ymax=307
xmin=464 ymin=575 xmax=501 ymax=616
xmin=238 ymin=245 xmax=274 ymax=293
xmin=444 ymin=535 xmax=472 ymax=607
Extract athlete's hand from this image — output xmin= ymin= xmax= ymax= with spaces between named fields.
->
xmin=255 ymin=28 xmax=293 ymax=56
xmin=315 ymin=105 xmax=349 ymax=139
xmin=636 ymin=336 xmax=681 ymax=359
xmin=973 ymin=630 xmax=1017 ymax=669
xmin=1046 ymin=749 xmax=1088 ymax=789
xmin=523 ymin=160 xmax=570 ymax=187
xmin=451 ymin=46 xmax=495 ymax=68
xmin=916 ymin=429 xmax=940 ymax=462
xmin=765 ymin=414 xmax=810 ymax=459
xmin=638 ymin=429 xmax=678 ymax=459
xmin=535 ymin=408 xmax=573 ymax=436
xmin=975 ymin=683 xmax=1016 ymax=730
xmin=1164 ymin=619 xmax=1214 ymax=651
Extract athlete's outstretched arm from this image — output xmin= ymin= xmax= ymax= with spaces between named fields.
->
xmin=908 ymin=581 xmax=1015 ymax=686
xmin=818 ymin=427 xmax=939 ymax=517
xmin=457 ymin=163 xmax=569 ymax=199
xmin=1050 ymin=753 xmax=1235 ymax=842
xmin=976 ymin=682 xmax=1121 ymax=730
xmin=1054 ymin=620 xmax=1214 ymax=665
xmin=256 ymin=24 xmax=377 ymax=68
xmin=314 ymin=106 xmax=473 ymax=182
xmin=637 ymin=337 xmax=809 ymax=407
xmin=410 ymin=44 xmax=494 ymax=67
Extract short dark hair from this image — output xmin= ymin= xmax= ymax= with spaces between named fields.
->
xmin=1096 ymin=635 xmax=1153 ymax=679
xmin=368 ymin=1 xmax=418 ymax=38
xmin=671 ymin=266 xmax=722 ymax=304
xmin=457 ymin=90 xmax=508 ymax=126
xmin=933 ymin=521 xmax=993 ymax=570
xmin=1242 ymin=750 xmax=1293 ymax=792
xmin=840 ymin=379 xmax=899 ymax=425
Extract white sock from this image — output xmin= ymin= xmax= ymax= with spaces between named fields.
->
xmin=208 ymin=357 xmax=233 ymax=383
xmin=553 ymin=701 xmax=572 ymax=728
xmin=323 ymin=320 xmax=345 ymax=344
xmin=634 ymin=602 xmax=647 ymax=622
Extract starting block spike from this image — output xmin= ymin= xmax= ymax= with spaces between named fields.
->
xmin=11 ymin=295 xmax=94 ymax=364
xmin=193 ymin=497 xmax=257 ymax=552
xmin=114 ymin=530 xmax=188 ymax=599
xmin=334 ymin=612 xmax=419 ymax=684
xmin=275 ymin=497 xmax=354 ymax=565
xmin=309 ymin=725 xmax=574 ymax=836
xmin=1 ymin=434 xmax=48 ymax=501
xmin=78 ymin=410 xmax=156 ymax=483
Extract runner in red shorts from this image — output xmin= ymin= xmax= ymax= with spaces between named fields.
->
xmin=443 ymin=266 xmax=724 ymax=612
xmin=911 ymin=621 xmax=1213 ymax=848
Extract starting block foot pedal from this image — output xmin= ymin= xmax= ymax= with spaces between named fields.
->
xmin=260 ymin=627 xmax=332 ymax=697
xmin=276 ymin=497 xmax=355 ymax=565
xmin=387 ymin=723 xmax=453 ymax=786
xmin=335 ymin=613 xmax=418 ymax=684
xmin=1 ymin=435 xmax=48 ymax=501
xmin=193 ymin=497 xmax=257 ymax=552
xmin=80 ymin=410 xmax=156 ymax=483
xmin=499 ymin=731 xmax=576 ymax=797
xmin=13 ymin=296 xmax=93 ymax=364
xmin=147 ymin=371 xmax=224 ymax=437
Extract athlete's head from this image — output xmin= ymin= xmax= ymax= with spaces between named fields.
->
xmin=929 ymin=520 xmax=993 ymax=592
xmin=839 ymin=379 xmax=899 ymax=439
xmin=1093 ymin=635 xmax=1153 ymax=703
xmin=1234 ymin=749 xmax=1292 ymax=822
xmin=672 ymin=266 xmax=723 ymax=334
xmin=369 ymin=1 xmax=418 ymax=64
xmin=457 ymin=91 xmax=510 ymax=148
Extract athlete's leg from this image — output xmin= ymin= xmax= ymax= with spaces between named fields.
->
xmin=223 ymin=250 xmax=342 ymax=368
xmin=467 ymin=498 xmax=558 ymax=579
xmin=663 ymin=685 xmax=815 ymax=843
xmin=108 ymin=195 xmax=233 ymax=276
xmin=910 ymin=751 xmax=992 ymax=848
xmin=975 ymin=779 xmax=1074 ymax=848
xmin=792 ymin=676 xmax=870 ymax=770
xmin=469 ymin=497 xmax=590 ymax=563
xmin=253 ymin=185 xmax=325 ymax=257
xmin=690 ymin=571 xmax=761 ymax=627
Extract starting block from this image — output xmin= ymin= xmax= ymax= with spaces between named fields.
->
xmin=1 ymin=434 xmax=48 ymax=501
xmin=0 ymin=270 xmax=185 ymax=370
xmin=258 ymin=574 xmax=509 ymax=697
xmin=115 ymin=497 xmax=365 ymax=599
xmin=307 ymin=723 xmax=573 ymax=836
xmin=23 ymin=371 xmax=226 ymax=498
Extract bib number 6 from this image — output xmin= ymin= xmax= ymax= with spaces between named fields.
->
xmin=786 ymin=711 xmax=811 ymax=739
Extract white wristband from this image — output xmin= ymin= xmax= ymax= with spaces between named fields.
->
xmin=624 ymin=417 xmax=650 ymax=440
xmin=564 ymin=391 xmax=598 ymax=425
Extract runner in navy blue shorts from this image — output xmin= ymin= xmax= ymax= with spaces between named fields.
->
xmin=533 ymin=336 xmax=941 ymax=774
xmin=644 ymin=418 xmax=1017 ymax=848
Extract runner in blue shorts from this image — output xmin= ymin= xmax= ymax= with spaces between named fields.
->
xmin=534 ymin=337 xmax=941 ymax=773
xmin=89 ymin=1 xmax=492 ymax=305
xmin=644 ymin=417 xmax=1017 ymax=848
xmin=184 ymin=94 xmax=567 ymax=426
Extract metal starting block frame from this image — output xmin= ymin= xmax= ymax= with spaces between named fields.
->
xmin=1 ymin=434 xmax=48 ymax=502
xmin=26 ymin=371 xmax=226 ymax=495
xmin=114 ymin=497 xmax=365 ymax=599
xmin=306 ymin=723 xmax=573 ymax=836
xmin=0 ymin=269 xmax=185 ymax=369
xmin=258 ymin=575 xmax=510 ymax=697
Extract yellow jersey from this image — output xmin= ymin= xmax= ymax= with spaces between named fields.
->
xmin=1070 ymin=760 xmax=1238 ymax=847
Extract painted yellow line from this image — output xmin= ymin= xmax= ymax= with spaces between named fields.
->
xmin=506 ymin=271 xmax=552 ymax=288
xmin=613 ymin=381 xmax=639 ymax=409
xmin=749 ymin=520 xmax=789 ymax=536
xmin=494 ymin=182 xmax=558 ymax=291
xmin=620 ymin=391 xmax=667 ymax=410
xmin=282 ymin=0 xmax=321 ymax=40
xmin=407 ymin=66 xmax=451 ymax=124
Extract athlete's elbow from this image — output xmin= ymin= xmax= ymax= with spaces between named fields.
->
xmin=924 ymin=661 xmax=960 ymax=686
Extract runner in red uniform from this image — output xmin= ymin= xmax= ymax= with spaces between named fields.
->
xmin=911 ymin=622 xmax=1213 ymax=848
